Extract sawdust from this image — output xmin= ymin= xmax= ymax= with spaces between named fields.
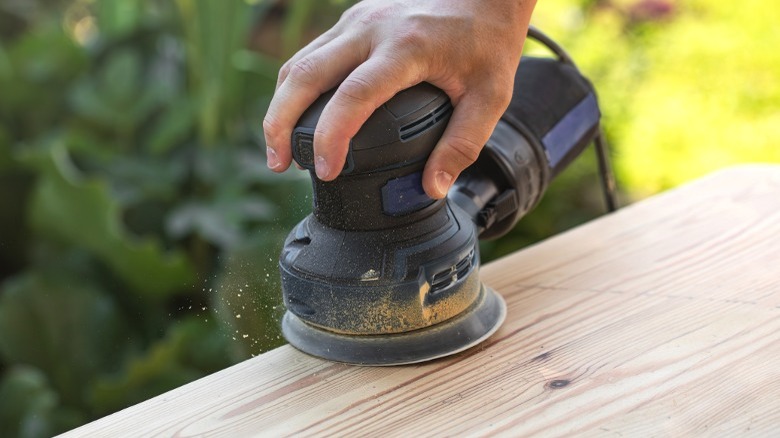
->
xmin=321 ymin=274 xmax=482 ymax=335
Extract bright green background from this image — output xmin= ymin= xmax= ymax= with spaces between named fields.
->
xmin=0 ymin=0 xmax=777 ymax=435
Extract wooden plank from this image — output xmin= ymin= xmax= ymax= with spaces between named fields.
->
xmin=63 ymin=165 xmax=780 ymax=437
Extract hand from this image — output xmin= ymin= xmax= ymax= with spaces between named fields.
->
xmin=263 ymin=0 xmax=537 ymax=198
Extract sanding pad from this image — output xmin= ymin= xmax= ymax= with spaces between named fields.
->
xmin=281 ymin=284 xmax=506 ymax=366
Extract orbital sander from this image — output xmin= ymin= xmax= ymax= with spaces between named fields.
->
xmin=278 ymin=27 xmax=616 ymax=365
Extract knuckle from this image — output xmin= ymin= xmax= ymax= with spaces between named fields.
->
xmin=287 ymin=57 xmax=320 ymax=85
xmin=341 ymin=3 xmax=365 ymax=20
xmin=391 ymin=28 xmax=429 ymax=56
xmin=337 ymin=75 xmax=375 ymax=105
xmin=262 ymin=115 xmax=282 ymax=138
xmin=496 ymin=87 xmax=513 ymax=108
xmin=446 ymin=135 xmax=483 ymax=166
xmin=277 ymin=63 xmax=291 ymax=85
xmin=313 ymin=126 xmax=336 ymax=147
xmin=482 ymin=82 xmax=513 ymax=111
xmin=351 ymin=4 xmax=396 ymax=26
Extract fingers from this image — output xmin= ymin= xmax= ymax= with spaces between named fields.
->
xmin=422 ymin=85 xmax=512 ymax=198
xmin=263 ymin=36 xmax=368 ymax=172
xmin=312 ymin=53 xmax=424 ymax=180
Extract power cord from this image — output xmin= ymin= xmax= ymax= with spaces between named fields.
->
xmin=527 ymin=25 xmax=619 ymax=212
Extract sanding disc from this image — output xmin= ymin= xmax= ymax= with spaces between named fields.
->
xmin=281 ymin=284 xmax=506 ymax=366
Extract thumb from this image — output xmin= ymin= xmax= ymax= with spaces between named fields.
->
xmin=422 ymin=90 xmax=510 ymax=198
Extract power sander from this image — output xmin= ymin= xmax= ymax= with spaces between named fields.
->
xmin=277 ymin=27 xmax=616 ymax=365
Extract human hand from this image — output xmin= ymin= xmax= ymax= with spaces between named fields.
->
xmin=263 ymin=0 xmax=537 ymax=198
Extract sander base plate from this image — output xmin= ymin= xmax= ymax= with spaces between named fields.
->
xmin=281 ymin=284 xmax=507 ymax=366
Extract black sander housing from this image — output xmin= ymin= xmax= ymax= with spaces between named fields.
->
xmin=278 ymin=36 xmax=607 ymax=365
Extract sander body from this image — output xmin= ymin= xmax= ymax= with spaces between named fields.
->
xmin=278 ymin=32 xmax=609 ymax=365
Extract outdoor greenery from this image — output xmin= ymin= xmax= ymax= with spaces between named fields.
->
xmin=0 ymin=0 xmax=777 ymax=435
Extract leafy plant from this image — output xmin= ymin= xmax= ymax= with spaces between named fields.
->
xmin=0 ymin=0 xmax=315 ymax=434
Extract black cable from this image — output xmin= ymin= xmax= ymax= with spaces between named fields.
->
xmin=526 ymin=25 xmax=619 ymax=212
xmin=527 ymin=25 xmax=577 ymax=67
xmin=594 ymin=130 xmax=618 ymax=211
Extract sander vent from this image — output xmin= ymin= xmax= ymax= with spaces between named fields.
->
xmin=399 ymin=102 xmax=453 ymax=141
xmin=429 ymin=250 xmax=475 ymax=294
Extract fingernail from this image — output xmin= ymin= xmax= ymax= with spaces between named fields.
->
xmin=315 ymin=155 xmax=330 ymax=180
xmin=434 ymin=170 xmax=453 ymax=197
xmin=266 ymin=147 xmax=280 ymax=169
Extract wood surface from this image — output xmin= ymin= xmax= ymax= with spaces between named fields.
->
xmin=63 ymin=165 xmax=780 ymax=437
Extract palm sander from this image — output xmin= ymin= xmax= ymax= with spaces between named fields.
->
xmin=278 ymin=30 xmax=613 ymax=365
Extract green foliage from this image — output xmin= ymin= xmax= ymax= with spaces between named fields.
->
xmin=21 ymin=143 xmax=195 ymax=300
xmin=89 ymin=317 xmax=225 ymax=416
xmin=0 ymin=266 xmax=130 ymax=409
xmin=175 ymin=0 xmax=254 ymax=144
xmin=0 ymin=0 xmax=314 ymax=434
xmin=1 ymin=0 xmax=777 ymax=434
xmin=613 ymin=0 xmax=780 ymax=193
xmin=488 ymin=0 xmax=780 ymax=260
xmin=0 ymin=367 xmax=83 ymax=438
xmin=529 ymin=0 xmax=780 ymax=196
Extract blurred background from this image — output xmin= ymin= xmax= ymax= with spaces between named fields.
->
xmin=0 ymin=0 xmax=777 ymax=435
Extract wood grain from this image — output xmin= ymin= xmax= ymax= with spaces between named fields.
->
xmin=62 ymin=165 xmax=780 ymax=437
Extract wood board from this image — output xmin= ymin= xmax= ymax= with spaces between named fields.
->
xmin=63 ymin=165 xmax=780 ymax=437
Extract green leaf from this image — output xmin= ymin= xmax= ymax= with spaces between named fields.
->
xmin=69 ymin=49 xmax=162 ymax=137
xmin=146 ymin=96 xmax=197 ymax=155
xmin=0 ymin=125 xmax=10 ymax=171
xmin=103 ymin=154 xmax=185 ymax=206
xmin=175 ymin=0 xmax=252 ymax=144
xmin=0 ymin=269 xmax=129 ymax=408
xmin=95 ymin=0 xmax=142 ymax=38
xmin=0 ymin=43 xmax=12 ymax=81
xmin=167 ymin=196 xmax=276 ymax=248
xmin=282 ymin=0 xmax=318 ymax=58
xmin=69 ymin=76 xmax=125 ymax=130
xmin=90 ymin=317 xmax=231 ymax=416
xmin=231 ymin=49 xmax=281 ymax=80
xmin=0 ymin=367 xmax=84 ymax=438
xmin=100 ymin=48 xmax=142 ymax=107
xmin=0 ymin=23 xmax=87 ymax=130
xmin=20 ymin=143 xmax=195 ymax=300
